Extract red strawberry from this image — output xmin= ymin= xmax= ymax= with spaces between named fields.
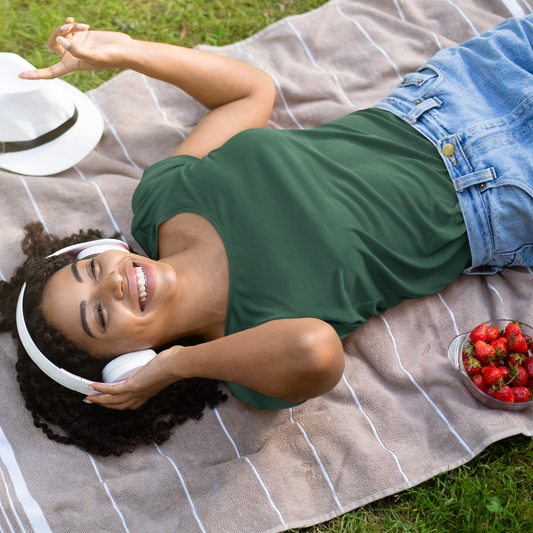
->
xmin=487 ymin=327 xmax=500 ymax=343
xmin=505 ymin=321 xmax=522 ymax=340
xmin=511 ymin=387 xmax=531 ymax=403
xmin=475 ymin=341 xmax=495 ymax=363
xmin=527 ymin=377 xmax=533 ymax=389
xmin=523 ymin=334 xmax=532 ymax=346
xmin=485 ymin=387 xmax=497 ymax=398
xmin=481 ymin=366 xmax=503 ymax=386
xmin=464 ymin=357 xmax=481 ymax=376
xmin=508 ymin=334 xmax=528 ymax=353
xmin=506 ymin=353 xmax=525 ymax=367
xmin=490 ymin=337 xmax=508 ymax=357
xmin=470 ymin=324 xmax=489 ymax=343
xmin=523 ymin=358 xmax=533 ymax=377
xmin=471 ymin=374 xmax=486 ymax=391
xmin=510 ymin=366 xmax=528 ymax=387
xmin=494 ymin=386 xmax=514 ymax=403
xmin=500 ymin=366 xmax=511 ymax=382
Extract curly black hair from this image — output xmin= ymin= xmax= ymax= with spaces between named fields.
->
xmin=0 ymin=222 xmax=226 ymax=457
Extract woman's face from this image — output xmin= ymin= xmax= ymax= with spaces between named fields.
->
xmin=41 ymin=250 xmax=179 ymax=357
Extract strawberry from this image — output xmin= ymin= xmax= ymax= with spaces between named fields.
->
xmin=500 ymin=366 xmax=510 ymax=382
xmin=510 ymin=366 xmax=528 ymax=387
xmin=527 ymin=378 xmax=533 ymax=389
xmin=505 ymin=321 xmax=522 ymax=340
xmin=523 ymin=357 xmax=533 ymax=378
xmin=508 ymin=333 xmax=528 ymax=353
xmin=487 ymin=327 xmax=500 ymax=343
xmin=470 ymin=324 xmax=489 ymax=343
xmin=494 ymin=386 xmax=514 ymax=403
xmin=506 ymin=353 xmax=525 ymax=367
xmin=511 ymin=387 xmax=531 ymax=403
xmin=464 ymin=356 xmax=481 ymax=376
xmin=475 ymin=341 xmax=495 ymax=363
xmin=471 ymin=374 xmax=486 ymax=391
xmin=481 ymin=366 xmax=502 ymax=386
xmin=485 ymin=386 xmax=497 ymax=398
xmin=490 ymin=337 xmax=508 ymax=357
xmin=523 ymin=334 xmax=532 ymax=346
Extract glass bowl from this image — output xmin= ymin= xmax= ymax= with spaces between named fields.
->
xmin=447 ymin=319 xmax=533 ymax=411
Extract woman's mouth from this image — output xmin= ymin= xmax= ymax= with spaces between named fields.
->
xmin=134 ymin=266 xmax=148 ymax=311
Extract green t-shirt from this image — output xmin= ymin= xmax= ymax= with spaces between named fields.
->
xmin=132 ymin=108 xmax=471 ymax=409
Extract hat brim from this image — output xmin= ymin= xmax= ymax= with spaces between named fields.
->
xmin=0 ymin=79 xmax=104 ymax=177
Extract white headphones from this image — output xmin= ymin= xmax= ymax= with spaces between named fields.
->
xmin=15 ymin=239 xmax=156 ymax=396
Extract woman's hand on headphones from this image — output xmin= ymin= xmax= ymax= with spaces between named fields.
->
xmin=19 ymin=16 xmax=134 ymax=80
xmin=84 ymin=345 xmax=184 ymax=410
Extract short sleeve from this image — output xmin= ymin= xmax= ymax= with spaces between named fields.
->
xmin=131 ymin=155 xmax=199 ymax=259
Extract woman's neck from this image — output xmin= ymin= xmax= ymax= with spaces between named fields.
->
xmin=159 ymin=248 xmax=228 ymax=342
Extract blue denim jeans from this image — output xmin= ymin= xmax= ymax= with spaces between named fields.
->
xmin=375 ymin=15 xmax=533 ymax=274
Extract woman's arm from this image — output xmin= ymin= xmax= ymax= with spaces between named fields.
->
xmin=86 ymin=318 xmax=345 ymax=410
xmin=20 ymin=17 xmax=276 ymax=158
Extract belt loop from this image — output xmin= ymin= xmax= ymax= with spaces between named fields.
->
xmin=405 ymin=97 xmax=442 ymax=124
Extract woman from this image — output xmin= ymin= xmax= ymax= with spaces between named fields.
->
xmin=2 ymin=15 xmax=533 ymax=455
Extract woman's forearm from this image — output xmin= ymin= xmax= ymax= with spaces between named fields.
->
xmin=126 ymin=40 xmax=274 ymax=111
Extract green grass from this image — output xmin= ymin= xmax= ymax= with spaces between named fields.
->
xmin=2 ymin=1 xmax=533 ymax=531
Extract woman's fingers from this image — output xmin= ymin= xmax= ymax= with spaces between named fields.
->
xmin=85 ymin=390 xmax=147 ymax=411
xmin=18 ymin=61 xmax=67 ymax=80
xmin=19 ymin=25 xmax=92 ymax=80
xmin=47 ymin=21 xmax=90 ymax=54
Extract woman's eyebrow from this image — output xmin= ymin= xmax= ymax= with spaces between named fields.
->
xmin=71 ymin=262 xmax=83 ymax=283
xmin=70 ymin=264 xmax=95 ymax=337
xmin=80 ymin=301 xmax=95 ymax=338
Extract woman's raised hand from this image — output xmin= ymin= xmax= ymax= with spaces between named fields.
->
xmin=85 ymin=346 xmax=185 ymax=411
xmin=19 ymin=16 xmax=134 ymax=80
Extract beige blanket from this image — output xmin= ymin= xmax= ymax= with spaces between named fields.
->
xmin=1 ymin=1 xmax=532 ymax=531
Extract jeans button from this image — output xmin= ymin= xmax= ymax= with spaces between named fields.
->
xmin=414 ymin=99 xmax=422 ymax=105
xmin=442 ymin=143 xmax=455 ymax=156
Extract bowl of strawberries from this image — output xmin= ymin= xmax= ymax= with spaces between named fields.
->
xmin=447 ymin=319 xmax=533 ymax=410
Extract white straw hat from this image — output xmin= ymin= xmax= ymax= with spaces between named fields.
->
xmin=0 ymin=53 xmax=104 ymax=176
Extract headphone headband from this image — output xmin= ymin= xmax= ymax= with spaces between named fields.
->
xmin=47 ymin=238 xmax=129 ymax=259
xmin=15 ymin=238 xmax=156 ymax=395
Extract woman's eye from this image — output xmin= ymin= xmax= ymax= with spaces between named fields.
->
xmin=98 ymin=305 xmax=105 ymax=329
xmin=90 ymin=259 xmax=97 ymax=279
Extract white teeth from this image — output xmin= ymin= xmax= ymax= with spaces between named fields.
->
xmin=134 ymin=266 xmax=148 ymax=310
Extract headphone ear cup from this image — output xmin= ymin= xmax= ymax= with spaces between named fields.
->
xmin=102 ymin=350 xmax=157 ymax=383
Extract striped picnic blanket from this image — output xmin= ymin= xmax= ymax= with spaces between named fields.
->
xmin=1 ymin=1 xmax=532 ymax=531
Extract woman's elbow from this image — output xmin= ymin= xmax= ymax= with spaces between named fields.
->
xmin=288 ymin=321 xmax=345 ymax=402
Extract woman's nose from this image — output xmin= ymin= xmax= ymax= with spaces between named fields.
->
xmin=101 ymin=270 xmax=124 ymax=300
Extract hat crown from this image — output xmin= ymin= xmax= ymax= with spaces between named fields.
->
xmin=0 ymin=53 xmax=74 ymax=142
